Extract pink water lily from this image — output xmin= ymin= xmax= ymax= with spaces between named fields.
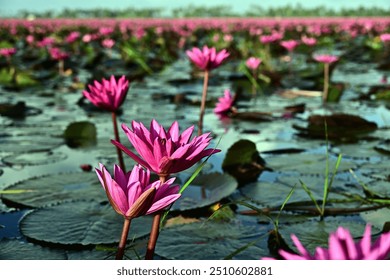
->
xmin=265 ymin=224 xmax=390 ymax=260
xmin=96 ymin=163 xmax=181 ymax=219
xmin=313 ymin=54 xmax=339 ymax=64
xmin=214 ymin=89 xmax=235 ymax=115
xmin=112 ymin=119 xmax=220 ymax=176
xmin=83 ymin=75 xmax=129 ymax=112
xmin=280 ymin=40 xmax=300 ymax=52
xmin=49 ymin=47 xmax=69 ymax=61
xmin=246 ymin=57 xmax=262 ymax=70
xmin=186 ymin=46 xmax=229 ymax=71
xmin=0 ymin=48 xmax=16 ymax=57
xmin=380 ymin=33 xmax=390 ymax=42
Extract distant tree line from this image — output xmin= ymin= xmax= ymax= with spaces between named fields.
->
xmin=9 ymin=4 xmax=390 ymax=18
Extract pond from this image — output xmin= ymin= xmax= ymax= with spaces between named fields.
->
xmin=0 ymin=18 xmax=390 ymax=260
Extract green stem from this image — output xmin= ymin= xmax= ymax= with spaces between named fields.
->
xmin=116 ymin=218 xmax=132 ymax=260
xmin=198 ymin=70 xmax=209 ymax=136
xmin=112 ymin=112 xmax=126 ymax=172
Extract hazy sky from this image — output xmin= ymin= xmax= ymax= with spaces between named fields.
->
xmin=1 ymin=0 xmax=389 ymax=16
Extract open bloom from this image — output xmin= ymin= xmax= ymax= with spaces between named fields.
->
xmin=280 ymin=40 xmax=300 ymax=52
xmin=83 ymin=75 xmax=129 ymax=112
xmin=301 ymin=36 xmax=317 ymax=46
xmin=49 ymin=48 xmax=69 ymax=61
xmin=112 ymin=119 xmax=220 ymax=176
xmin=102 ymin=38 xmax=115 ymax=49
xmin=380 ymin=33 xmax=390 ymax=42
xmin=214 ymin=89 xmax=235 ymax=115
xmin=96 ymin=164 xmax=181 ymax=219
xmin=246 ymin=57 xmax=262 ymax=70
xmin=313 ymin=54 xmax=339 ymax=64
xmin=0 ymin=48 xmax=16 ymax=57
xmin=265 ymin=224 xmax=390 ymax=260
xmin=186 ymin=46 xmax=229 ymax=71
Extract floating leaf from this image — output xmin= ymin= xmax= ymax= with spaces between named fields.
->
xmin=265 ymin=153 xmax=356 ymax=174
xmin=20 ymin=201 xmax=152 ymax=246
xmin=2 ymin=151 xmax=67 ymax=166
xmin=156 ymin=220 xmax=269 ymax=260
xmin=0 ymin=239 xmax=66 ymax=260
xmin=294 ymin=113 xmax=377 ymax=142
xmin=222 ymin=139 xmax=269 ymax=186
xmin=63 ymin=121 xmax=97 ymax=148
xmin=1 ymin=172 xmax=106 ymax=208
xmin=0 ymin=135 xmax=63 ymax=153
xmin=170 ymin=172 xmax=237 ymax=212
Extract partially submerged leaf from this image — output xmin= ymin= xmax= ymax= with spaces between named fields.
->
xmin=63 ymin=121 xmax=97 ymax=148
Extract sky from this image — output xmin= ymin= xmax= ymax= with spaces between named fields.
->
xmin=0 ymin=0 xmax=389 ymax=16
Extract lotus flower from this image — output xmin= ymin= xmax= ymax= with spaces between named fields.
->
xmin=214 ymin=89 xmax=235 ymax=115
xmin=83 ymin=75 xmax=129 ymax=112
xmin=96 ymin=163 xmax=181 ymax=219
xmin=186 ymin=46 xmax=229 ymax=71
xmin=301 ymin=36 xmax=317 ymax=46
xmin=112 ymin=119 xmax=220 ymax=176
xmin=246 ymin=57 xmax=262 ymax=70
xmin=313 ymin=54 xmax=339 ymax=64
xmin=380 ymin=33 xmax=390 ymax=42
xmin=280 ymin=40 xmax=300 ymax=52
xmin=102 ymin=38 xmax=115 ymax=49
xmin=49 ymin=47 xmax=69 ymax=61
xmin=265 ymin=224 xmax=390 ymax=260
xmin=0 ymin=48 xmax=16 ymax=57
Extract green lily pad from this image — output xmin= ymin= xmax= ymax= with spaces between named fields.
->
xmin=1 ymin=172 xmax=106 ymax=208
xmin=374 ymin=139 xmax=390 ymax=155
xmin=265 ymin=153 xmax=356 ymax=174
xmin=222 ymin=139 xmax=269 ymax=185
xmin=171 ymin=172 xmax=237 ymax=212
xmin=2 ymin=151 xmax=67 ymax=166
xmin=20 ymin=201 xmax=152 ymax=246
xmin=63 ymin=121 xmax=97 ymax=148
xmin=0 ymin=135 xmax=64 ymax=153
xmin=156 ymin=220 xmax=269 ymax=260
xmin=67 ymin=239 xmax=148 ymax=260
xmin=278 ymin=219 xmax=378 ymax=256
xmin=0 ymin=239 xmax=66 ymax=260
xmin=294 ymin=113 xmax=377 ymax=142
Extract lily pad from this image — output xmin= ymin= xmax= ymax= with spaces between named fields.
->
xmin=374 ymin=139 xmax=390 ymax=155
xmin=63 ymin=121 xmax=97 ymax=148
xmin=2 ymin=151 xmax=67 ymax=166
xmin=20 ymin=201 xmax=152 ymax=246
xmin=222 ymin=139 xmax=269 ymax=185
xmin=294 ymin=113 xmax=377 ymax=142
xmin=1 ymin=172 xmax=106 ymax=208
xmin=66 ymin=239 xmax=148 ymax=260
xmin=156 ymin=220 xmax=270 ymax=260
xmin=0 ymin=239 xmax=66 ymax=260
xmin=265 ymin=153 xmax=356 ymax=174
xmin=170 ymin=172 xmax=237 ymax=212
xmin=0 ymin=135 xmax=64 ymax=153
xmin=278 ymin=219 xmax=377 ymax=256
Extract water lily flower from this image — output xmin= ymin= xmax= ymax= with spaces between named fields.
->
xmin=49 ymin=47 xmax=69 ymax=61
xmin=301 ymin=36 xmax=317 ymax=46
xmin=265 ymin=224 xmax=390 ymax=260
xmin=112 ymin=119 xmax=220 ymax=176
xmin=0 ymin=48 xmax=16 ymax=57
xmin=280 ymin=40 xmax=300 ymax=52
xmin=246 ymin=57 xmax=262 ymax=70
xmin=214 ymin=89 xmax=236 ymax=115
xmin=313 ymin=54 xmax=339 ymax=64
xmin=186 ymin=46 xmax=230 ymax=71
xmin=102 ymin=38 xmax=115 ymax=49
xmin=83 ymin=75 xmax=129 ymax=112
xmin=380 ymin=33 xmax=390 ymax=42
xmin=96 ymin=163 xmax=181 ymax=219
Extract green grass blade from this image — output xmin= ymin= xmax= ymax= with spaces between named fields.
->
xmin=275 ymin=186 xmax=295 ymax=230
xmin=300 ymin=179 xmax=322 ymax=215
